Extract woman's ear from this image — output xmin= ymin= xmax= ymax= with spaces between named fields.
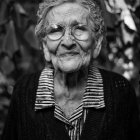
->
xmin=93 ymin=36 xmax=103 ymax=58
xmin=42 ymin=42 xmax=51 ymax=62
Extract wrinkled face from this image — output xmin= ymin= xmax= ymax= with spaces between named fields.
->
xmin=42 ymin=2 xmax=96 ymax=72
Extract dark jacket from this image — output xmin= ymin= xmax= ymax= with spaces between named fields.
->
xmin=1 ymin=68 xmax=140 ymax=140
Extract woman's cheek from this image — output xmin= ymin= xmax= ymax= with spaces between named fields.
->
xmin=47 ymin=41 xmax=59 ymax=53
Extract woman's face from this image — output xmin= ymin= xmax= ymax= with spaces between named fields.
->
xmin=42 ymin=2 xmax=96 ymax=72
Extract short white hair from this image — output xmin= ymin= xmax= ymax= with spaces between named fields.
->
xmin=35 ymin=0 xmax=106 ymax=43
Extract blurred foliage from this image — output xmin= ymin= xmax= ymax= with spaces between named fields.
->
xmin=0 ymin=0 xmax=140 ymax=137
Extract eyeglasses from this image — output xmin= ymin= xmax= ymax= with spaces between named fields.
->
xmin=43 ymin=24 xmax=90 ymax=41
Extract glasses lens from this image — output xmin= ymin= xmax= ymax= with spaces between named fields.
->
xmin=73 ymin=25 xmax=89 ymax=40
xmin=46 ymin=24 xmax=89 ymax=41
xmin=47 ymin=25 xmax=63 ymax=40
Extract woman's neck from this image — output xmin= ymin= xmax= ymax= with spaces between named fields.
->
xmin=54 ymin=67 xmax=88 ymax=100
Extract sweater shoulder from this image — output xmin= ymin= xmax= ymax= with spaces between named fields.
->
xmin=12 ymin=71 xmax=41 ymax=100
xmin=98 ymin=68 xmax=137 ymax=104
xmin=98 ymin=68 xmax=130 ymax=89
xmin=15 ymin=71 xmax=41 ymax=88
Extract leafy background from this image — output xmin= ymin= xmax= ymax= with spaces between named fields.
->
xmin=0 ymin=0 xmax=140 ymax=137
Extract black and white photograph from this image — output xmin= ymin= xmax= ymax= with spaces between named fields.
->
xmin=0 ymin=0 xmax=140 ymax=140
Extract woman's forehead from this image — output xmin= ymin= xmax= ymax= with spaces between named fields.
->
xmin=46 ymin=2 xmax=89 ymax=25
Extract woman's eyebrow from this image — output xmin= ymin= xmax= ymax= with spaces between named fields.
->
xmin=70 ymin=20 xmax=84 ymax=27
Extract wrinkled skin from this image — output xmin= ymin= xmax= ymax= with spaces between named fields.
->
xmin=42 ymin=3 xmax=96 ymax=72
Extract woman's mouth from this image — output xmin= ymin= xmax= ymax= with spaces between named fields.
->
xmin=58 ymin=52 xmax=79 ymax=57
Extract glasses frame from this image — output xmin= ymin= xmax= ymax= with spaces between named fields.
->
xmin=44 ymin=24 xmax=90 ymax=41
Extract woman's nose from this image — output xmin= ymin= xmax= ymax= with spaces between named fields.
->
xmin=61 ymin=29 xmax=76 ymax=49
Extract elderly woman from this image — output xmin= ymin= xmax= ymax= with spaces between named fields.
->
xmin=1 ymin=0 xmax=140 ymax=140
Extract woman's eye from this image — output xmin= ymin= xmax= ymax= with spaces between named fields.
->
xmin=76 ymin=26 xmax=87 ymax=31
xmin=48 ymin=26 xmax=63 ymax=34
xmin=74 ymin=26 xmax=88 ymax=35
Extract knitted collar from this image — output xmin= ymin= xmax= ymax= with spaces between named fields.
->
xmin=35 ymin=64 xmax=105 ymax=111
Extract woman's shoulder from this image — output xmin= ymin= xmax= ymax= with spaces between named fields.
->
xmin=11 ymin=71 xmax=41 ymax=101
xmin=98 ymin=67 xmax=130 ymax=88
xmin=98 ymin=67 xmax=138 ymax=111
xmin=15 ymin=71 xmax=41 ymax=88
xmin=98 ymin=67 xmax=136 ymax=101
xmin=9 ymin=71 xmax=41 ymax=106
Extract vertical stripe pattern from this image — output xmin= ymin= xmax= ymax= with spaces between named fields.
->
xmin=35 ymin=64 xmax=105 ymax=140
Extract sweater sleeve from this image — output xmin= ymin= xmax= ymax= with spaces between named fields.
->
xmin=111 ymin=72 xmax=140 ymax=139
xmin=1 ymin=72 xmax=40 ymax=140
xmin=99 ymin=68 xmax=140 ymax=140
xmin=128 ymin=84 xmax=140 ymax=140
xmin=1 ymin=82 xmax=20 ymax=140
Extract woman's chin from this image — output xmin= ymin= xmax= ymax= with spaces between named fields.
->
xmin=52 ymin=55 xmax=91 ymax=73
xmin=58 ymin=60 xmax=83 ymax=73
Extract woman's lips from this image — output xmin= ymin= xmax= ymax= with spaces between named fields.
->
xmin=58 ymin=52 xmax=79 ymax=57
